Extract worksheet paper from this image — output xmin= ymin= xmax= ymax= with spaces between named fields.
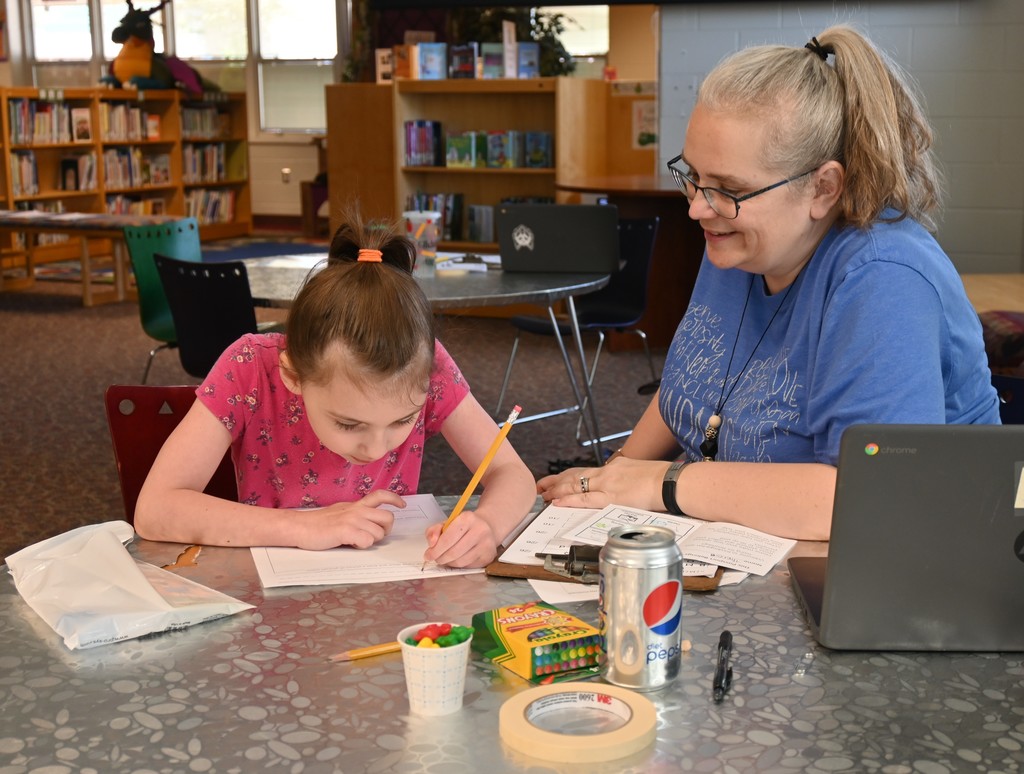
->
xmin=563 ymin=505 xmax=796 ymax=577
xmin=501 ymin=505 xmax=720 ymax=578
xmin=502 ymin=504 xmax=795 ymax=581
xmin=250 ymin=495 xmax=482 ymax=588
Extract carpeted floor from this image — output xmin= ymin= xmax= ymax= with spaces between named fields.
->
xmin=0 ymin=279 xmax=665 ymax=562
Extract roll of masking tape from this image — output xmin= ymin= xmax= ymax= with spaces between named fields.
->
xmin=499 ymin=683 xmax=657 ymax=763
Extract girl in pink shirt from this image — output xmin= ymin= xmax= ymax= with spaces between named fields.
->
xmin=135 ymin=212 xmax=536 ymax=568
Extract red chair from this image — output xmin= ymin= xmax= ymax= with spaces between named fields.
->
xmin=104 ymin=385 xmax=237 ymax=524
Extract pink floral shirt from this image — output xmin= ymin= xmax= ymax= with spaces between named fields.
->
xmin=197 ymin=333 xmax=470 ymax=509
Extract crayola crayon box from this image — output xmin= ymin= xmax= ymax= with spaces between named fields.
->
xmin=471 ymin=601 xmax=603 ymax=684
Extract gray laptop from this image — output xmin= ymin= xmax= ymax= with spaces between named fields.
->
xmin=496 ymin=204 xmax=619 ymax=273
xmin=789 ymin=423 xmax=1024 ymax=651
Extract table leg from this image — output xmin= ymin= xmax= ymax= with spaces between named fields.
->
xmin=113 ymin=240 xmax=127 ymax=301
xmin=80 ymin=236 xmax=94 ymax=307
xmin=548 ymin=299 xmax=604 ymax=464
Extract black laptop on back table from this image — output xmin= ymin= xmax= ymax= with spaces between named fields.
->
xmin=789 ymin=423 xmax=1024 ymax=651
xmin=496 ymin=204 xmax=619 ymax=274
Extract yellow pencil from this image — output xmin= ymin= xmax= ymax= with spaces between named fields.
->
xmin=441 ymin=405 xmax=522 ymax=534
xmin=328 ymin=640 xmax=401 ymax=663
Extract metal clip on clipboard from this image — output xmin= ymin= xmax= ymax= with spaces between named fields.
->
xmin=535 ymin=544 xmax=601 ymax=584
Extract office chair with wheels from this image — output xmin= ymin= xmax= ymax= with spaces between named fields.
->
xmin=104 ymin=384 xmax=237 ymax=525
xmin=123 ymin=218 xmax=203 ymax=384
xmin=154 ymin=254 xmax=282 ymax=379
xmin=494 ymin=217 xmax=661 ymax=446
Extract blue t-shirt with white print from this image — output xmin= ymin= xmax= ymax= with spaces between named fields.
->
xmin=659 ymin=212 xmax=1000 ymax=466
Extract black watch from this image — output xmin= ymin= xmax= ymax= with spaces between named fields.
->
xmin=662 ymin=461 xmax=690 ymax=515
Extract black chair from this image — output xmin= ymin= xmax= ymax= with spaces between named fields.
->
xmin=993 ymin=373 xmax=1024 ymax=425
xmin=154 ymin=254 xmax=281 ymax=379
xmin=494 ymin=216 xmax=661 ymax=445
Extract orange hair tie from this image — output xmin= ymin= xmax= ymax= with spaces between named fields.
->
xmin=357 ymin=248 xmax=383 ymax=263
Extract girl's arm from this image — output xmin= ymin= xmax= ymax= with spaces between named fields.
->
xmin=425 ymin=395 xmax=537 ymax=567
xmin=134 ymin=401 xmax=401 ymax=550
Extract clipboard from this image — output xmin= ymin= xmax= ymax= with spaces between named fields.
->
xmin=485 ymin=547 xmax=724 ymax=592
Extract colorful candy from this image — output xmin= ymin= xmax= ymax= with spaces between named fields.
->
xmin=405 ymin=623 xmax=473 ymax=649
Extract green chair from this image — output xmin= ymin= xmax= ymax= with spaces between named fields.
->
xmin=123 ymin=218 xmax=202 ymax=383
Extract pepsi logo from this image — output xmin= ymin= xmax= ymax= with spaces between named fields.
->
xmin=643 ymin=580 xmax=682 ymax=636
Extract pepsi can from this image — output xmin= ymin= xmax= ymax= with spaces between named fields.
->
xmin=599 ymin=524 xmax=683 ymax=691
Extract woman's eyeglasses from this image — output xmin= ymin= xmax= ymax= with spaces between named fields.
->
xmin=666 ymin=155 xmax=817 ymax=219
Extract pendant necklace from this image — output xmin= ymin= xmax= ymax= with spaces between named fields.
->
xmin=700 ymin=274 xmax=798 ymax=462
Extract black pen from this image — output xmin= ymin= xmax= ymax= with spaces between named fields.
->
xmin=712 ymin=630 xmax=733 ymax=703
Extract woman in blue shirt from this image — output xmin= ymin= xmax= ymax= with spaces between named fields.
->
xmin=537 ymin=25 xmax=999 ymax=541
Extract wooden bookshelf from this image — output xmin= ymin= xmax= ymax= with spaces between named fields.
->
xmin=0 ymin=87 xmax=251 ymax=286
xmin=325 ymin=77 xmax=610 ymax=252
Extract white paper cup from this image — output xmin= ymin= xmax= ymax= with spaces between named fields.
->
xmin=398 ymin=622 xmax=473 ymax=716
xmin=402 ymin=210 xmax=442 ymax=278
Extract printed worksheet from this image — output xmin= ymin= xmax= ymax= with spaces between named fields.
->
xmin=250 ymin=495 xmax=482 ymax=588
xmin=563 ymin=505 xmax=796 ymax=576
xmin=501 ymin=504 xmax=718 ymax=578
xmin=499 ymin=505 xmax=597 ymax=566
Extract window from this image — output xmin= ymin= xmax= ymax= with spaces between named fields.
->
xmin=174 ymin=0 xmax=247 ymax=60
xmin=256 ymin=0 xmax=337 ymax=133
xmin=540 ymin=5 xmax=609 ymax=57
xmin=30 ymin=0 xmax=92 ymax=61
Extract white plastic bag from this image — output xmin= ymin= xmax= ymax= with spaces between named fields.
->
xmin=6 ymin=520 xmax=254 ymax=649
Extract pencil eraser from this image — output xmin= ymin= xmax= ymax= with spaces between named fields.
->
xmin=514 ymin=405 xmax=522 ymax=412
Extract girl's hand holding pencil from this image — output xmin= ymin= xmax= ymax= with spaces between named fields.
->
xmin=423 ymin=406 xmax=522 ymax=568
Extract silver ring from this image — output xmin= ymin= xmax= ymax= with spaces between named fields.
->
xmin=580 ymin=476 xmax=590 ymax=494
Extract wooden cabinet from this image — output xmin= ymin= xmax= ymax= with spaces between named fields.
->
xmin=0 ymin=87 xmax=251 ymax=284
xmin=326 ymin=77 xmax=610 ymax=252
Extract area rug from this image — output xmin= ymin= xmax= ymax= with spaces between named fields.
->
xmin=33 ymin=237 xmax=329 ymax=283
xmin=200 ymin=236 xmax=328 ymax=263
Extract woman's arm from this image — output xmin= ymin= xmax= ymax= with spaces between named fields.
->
xmin=134 ymin=401 xmax=401 ymax=550
xmin=613 ymin=389 xmax=682 ymax=461
xmin=538 ymin=455 xmax=835 ymax=541
xmin=425 ymin=395 xmax=537 ymax=567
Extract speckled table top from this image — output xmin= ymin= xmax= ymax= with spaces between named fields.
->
xmin=243 ymin=254 xmax=610 ymax=311
xmin=2 ymin=513 xmax=1022 ymax=774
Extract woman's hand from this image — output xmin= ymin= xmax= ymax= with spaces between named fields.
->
xmin=293 ymin=490 xmax=403 ymax=550
xmin=423 ymin=510 xmax=500 ymax=568
xmin=536 ymin=457 xmax=671 ymax=512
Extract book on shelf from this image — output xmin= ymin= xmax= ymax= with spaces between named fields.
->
xmin=480 ymin=42 xmax=504 ymax=79
xmin=524 ymin=131 xmax=553 ymax=168
xmin=517 ymin=42 xmax=540 ymax=79
xmin=375 ymin=48 xmax=393 ymax=84
xmin=443 ymin=193 xmax=465 ymax=241
xmin=59 ymin=157 xmax=79 ymax=191
xmin=145 ymin=113 xmax=161 ymax=140
xmin=417 ymin=42 xmax=447 ymax=80
xmin=11 ymin=150 xmax=38 ymax=196
xmin=502 ymin=20 xmax=518 ymax=81
xmin=445 ymin=131 xmax=487 ymax=168
xmin=449 ymin=42 xmax=478 ymax=79
xmin=71 ymin=107 xmax=92 ymax=142
xmin=392 ymin=44 xmax=413 ymax=79
xmin=467 ymin=204 xmax=494 ymax=243
xmin=486 ymin=130 xmax=524 ymax=169
xmin=404 ymin=120 xmax=443 ymax=167
xmin=78 ymin=153 xmax=97 ymax=190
